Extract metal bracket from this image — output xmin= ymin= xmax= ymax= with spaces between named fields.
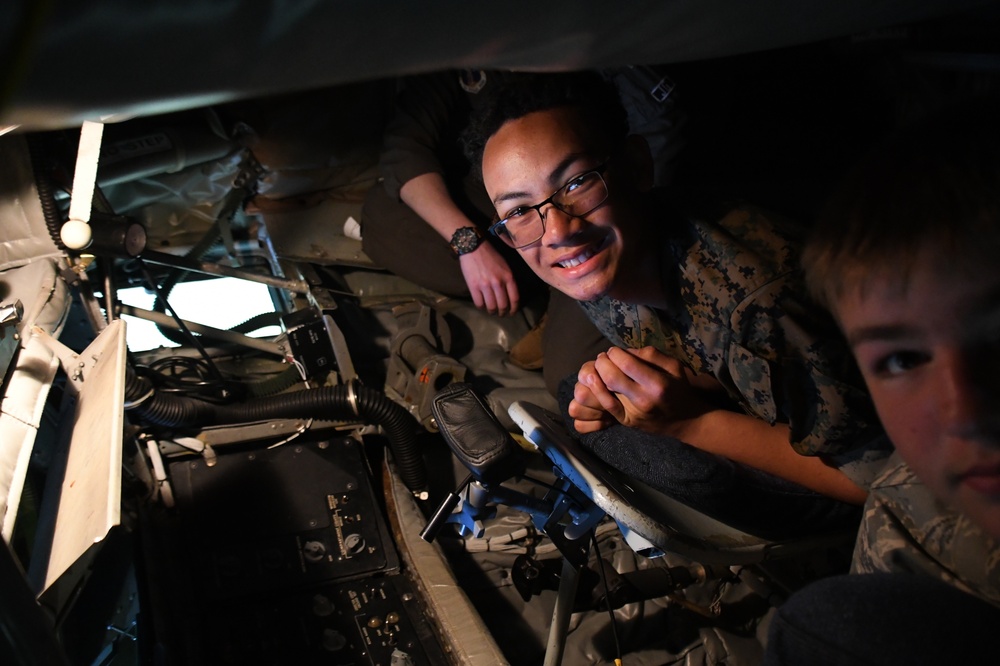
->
xmin=30 ymin=326 xmax=90 ymax=389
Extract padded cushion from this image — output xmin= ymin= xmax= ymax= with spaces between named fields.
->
xmin=431 ymin=383 xmax=525 ymax=486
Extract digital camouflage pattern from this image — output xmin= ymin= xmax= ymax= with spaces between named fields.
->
xmin=852 ymin=452 xmax=1000 ymax=608
xmin=579 ymin=205 xmax=881 ymax=458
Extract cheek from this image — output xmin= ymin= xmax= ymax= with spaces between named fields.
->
xmin=516 ymin=247 xmax=543 ymax=270
xmin=587 ymin=205 xmax=625 ymax=237
xmin=875 ymin=397 xmax=948 ymax=486
xmin=891 ymin=437 xmax=941 ymax=479
xmin=515 ymin=248 xmax=560 ymax=287
xmin=871 ymin=390 xmax=937 ymax=456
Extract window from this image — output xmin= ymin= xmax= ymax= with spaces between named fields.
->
xmin=118 ymin=278 xmax=281 ymax=351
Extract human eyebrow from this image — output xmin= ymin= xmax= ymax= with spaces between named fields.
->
xmin=491 ymin=154 xmax=592 ymax=207
xmin=548 ymin=154 xmax=591 ymax=187
xmin=492 ymin=189 xmax=531 ymax=207
xmin=845 ymin=324 xmax=920 ymax=348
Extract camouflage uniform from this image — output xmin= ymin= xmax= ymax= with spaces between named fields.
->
xmin=579 ymin=205 xmax=883 ymax=471
xmin=852 ymin=452 xmax=1000 ymax=608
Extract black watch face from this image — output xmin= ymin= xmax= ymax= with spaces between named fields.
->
xmin=452 ymin=227 xmax=481 ymax=255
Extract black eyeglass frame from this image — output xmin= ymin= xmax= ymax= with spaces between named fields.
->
xmin=488 ymin=161 xmax=610 ymax=249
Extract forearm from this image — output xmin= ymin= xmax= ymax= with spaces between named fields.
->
xmin=668 ymin=410 xmax=867 ymax=505
xmin=399 ymin=172 xmax=474 ymax=240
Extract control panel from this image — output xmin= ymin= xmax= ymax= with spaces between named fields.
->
xmin=155 ymin=437 xmax=444 ymax=665
xmin=206 ymin=575 xmax=444 ymax=665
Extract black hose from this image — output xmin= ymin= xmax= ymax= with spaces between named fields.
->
xmin=125 ymin=369 xmax=427 ymax=493
xmin=150 ymin=220 xmax=223 ymax=346
xmin=26 ymin=135 xmax=67 ymax=251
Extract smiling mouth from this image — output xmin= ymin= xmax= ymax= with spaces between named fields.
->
xmin=556 ymin=246 xmax=596 ymax=269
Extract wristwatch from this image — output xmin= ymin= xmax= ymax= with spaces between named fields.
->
xmin=449 ymin=226 xmax=484 ymax=256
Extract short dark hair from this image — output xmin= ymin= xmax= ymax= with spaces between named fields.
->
xmin=803 ymin=98 xmax=1000 ymax=311
xmin=463 ymin=71 xmax=629 ymax=179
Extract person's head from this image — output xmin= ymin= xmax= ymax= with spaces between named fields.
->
xmin=465 ymin=73 xmax=655 ymax=302
xmin=803 ymin=99 xmax=1000 ymax=539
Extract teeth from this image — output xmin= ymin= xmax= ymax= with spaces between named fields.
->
xmin=558 ymin=248 xmax=594 ymax=268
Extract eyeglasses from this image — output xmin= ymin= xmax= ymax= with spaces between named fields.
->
xmin=488 ymin=162 xmax=609 ymax=249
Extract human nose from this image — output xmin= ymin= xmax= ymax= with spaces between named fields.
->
xmin=539 ymin=204 xmax=580 ymax=245
xmin=938 ymin=348 xmax=1000 ymax=444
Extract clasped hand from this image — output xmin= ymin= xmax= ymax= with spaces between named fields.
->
xmin=568 ymin=346 xmax=711 ymax=436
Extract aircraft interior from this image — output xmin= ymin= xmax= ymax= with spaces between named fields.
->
xmin=2 ymin=2 xmax=999 ymax=664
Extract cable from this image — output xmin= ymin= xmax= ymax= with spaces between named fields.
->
xmin=267 ymin=418 xmax=313 ymax=449
xmin=140 ymin=356 xmax=234 ymax=403
xmin=136 ymin=256 xmax=225 ymax=382
xmin=27 ymin=133 xmax=68 ymax=251
xmin=148 ymin=152 xmax=261 ymax=345
xmin=592 ymin=529 xmax=623 ymax=666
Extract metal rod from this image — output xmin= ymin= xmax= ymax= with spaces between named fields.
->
xmin=73 ymin=268 xmax=109 ymax=333
xmin=543 ymin=558 xmax=580 ymax=666
xmin=140 ymin=249 xmax=310 ymax=294
xmin=118 ymin=304 xmax=283 ymax=356
xmin=102 ymin=257 xmax=117 ymax=322
xmin=137 ymin=258 xmax=224 ymax=379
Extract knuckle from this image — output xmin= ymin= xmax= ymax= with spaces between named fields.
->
xmin=634 ymin=396 xmax=657 ymax=413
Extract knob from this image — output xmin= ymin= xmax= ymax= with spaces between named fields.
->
xmin=344 ymin=534 xmax=366 ymax=554
xmin=322 ymin=628 xmax=346 ymax=652
xmin=303 ymin=540 xmax=327 ymax=563
xmin=312 ymin=594 xmax=334 ymax=617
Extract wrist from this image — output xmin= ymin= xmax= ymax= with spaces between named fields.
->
xmin=657 ymin=406 xmax=712 ymax=440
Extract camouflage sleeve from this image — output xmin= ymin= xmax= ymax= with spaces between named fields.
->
xmin=780 ymin=352 xmax=881 ymax=457
xmin=677 ymin=207 xmax=879 ymax=457
xmin=852 ymin=454 xmax=1000 ymax=608
xmin=730 ymin=274 xmax=881 ymax=457
xmin=578 ymin=297 xmax=629 ymax=349
xmin=578 ymin=297 xmax=685 ymax=358
xmin=583 ymin=207 xmax=879 ymax=458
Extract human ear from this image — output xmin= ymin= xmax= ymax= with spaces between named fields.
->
xmin=622 ymin=134 xmax=654 ymax=192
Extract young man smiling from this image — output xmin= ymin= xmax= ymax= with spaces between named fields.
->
xmin=464 ymin=74 xmax=885 ymax=537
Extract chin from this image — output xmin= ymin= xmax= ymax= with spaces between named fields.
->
xmin=555 ymin=276 xmax=611 ymax=303
xmin=548 ymin=262 xmax=618 ymax=302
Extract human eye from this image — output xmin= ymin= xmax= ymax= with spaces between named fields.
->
xmin=564 ymin=171 xmax=598 ymax=193
xmin=502 ymin=206 xmax=531 ymax=220
xmin=872 ymin=350 xmax=931 ymax=377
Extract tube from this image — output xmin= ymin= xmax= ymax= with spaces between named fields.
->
xmin=27 ymin=135 xmax=67 ymax=251
xmin=125 ymin=369 xmax=427 ymax=493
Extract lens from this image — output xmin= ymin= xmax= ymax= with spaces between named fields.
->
xmin=556 ymin=172 xmax=607 ymax=216
xmin=504 ymin=209 xmax=544 ymax=247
